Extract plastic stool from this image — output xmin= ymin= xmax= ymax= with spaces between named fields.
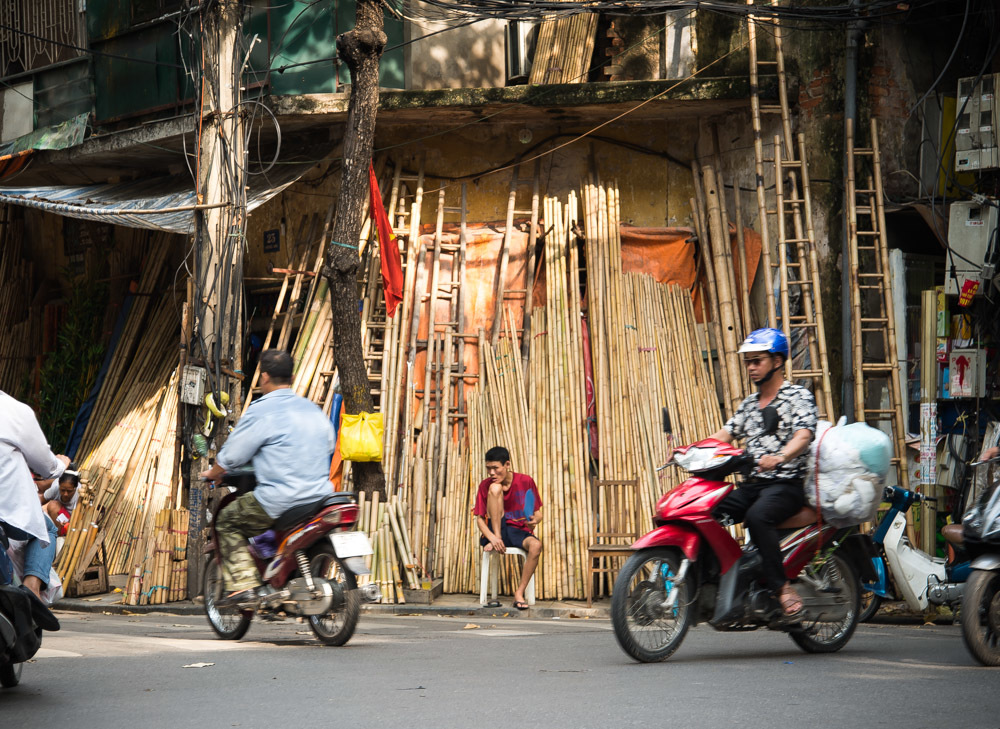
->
xmin=479 ymin=547 xmax=535 ymax=606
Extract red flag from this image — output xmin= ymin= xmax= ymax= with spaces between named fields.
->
xmin=369 ymin=162 xmax=403 ymax=317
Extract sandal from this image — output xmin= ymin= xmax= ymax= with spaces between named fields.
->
xmin=513 ymin=600 xmax=530 ymax=611
xmin=779 ymin=586 xmax=804 ymax=617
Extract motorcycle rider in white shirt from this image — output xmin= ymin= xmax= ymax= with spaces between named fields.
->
xmin=0 ymin=391 xmax=70 ymax=599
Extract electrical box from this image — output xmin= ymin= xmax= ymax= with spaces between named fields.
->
xmin=955 ymin=73 xmax=1000 ymax=172
xmin=948 ymin=348 xmax=986 ymax=398
xmin=946 ymin=200 xmax=998 ymax=296
xmin=180 ymin=365 xmax=207 ymax=406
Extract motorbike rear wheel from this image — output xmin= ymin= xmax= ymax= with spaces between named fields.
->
xmin=306 ymin=542 xmax=360 ymax=646
xmin=0 ymin=661 xmax=21 ymax=688
xmin=202 ymin=557 xmax=252 ymax=640
xmin=790 ymin=553 xmax=860 ymax=654
xmin=960 ymin=568 xmax=1000 ymax=667
xmin=611 ymin=547 xmax=693 ymax=663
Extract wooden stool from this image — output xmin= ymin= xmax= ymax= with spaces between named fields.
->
xmin=479 ymin=548 xmax=535 ymax=606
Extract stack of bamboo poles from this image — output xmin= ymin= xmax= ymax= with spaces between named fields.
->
xmin=583 ymin=181 xmax=640 ymax=484
xmin=526 ymin=193 xmax=591 ymax=600
xmin=55 ymin=248 xmax=184 ymax=598
xmin=689 ymin=157 xmax=751 ymax=418
xmin=580 ymin=181 xmax=730 ymax=586
xmin=123 ymin=508 xmax=188 ymax=606
xmin=355 ymin=491 xmax=420 ymax=603
xmin=529 ymin=12 xmax=599 ymax=84
xmin=76 ymin=238 xmax=173 ymax=456
xmin=0 ymin=209 xmax=39 ymax=396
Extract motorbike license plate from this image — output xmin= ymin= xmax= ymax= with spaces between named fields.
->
xmin=330 ymin=531 xmax=373 ymax=558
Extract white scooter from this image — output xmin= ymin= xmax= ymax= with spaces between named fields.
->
xmin=861 ymin=485 xmax=970 ymax=619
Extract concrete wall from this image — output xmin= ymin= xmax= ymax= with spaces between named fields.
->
xmin=243 ymin=115 xmax=710 ymax=281
xmin=404 ymin=3 xmax=506 ymax=90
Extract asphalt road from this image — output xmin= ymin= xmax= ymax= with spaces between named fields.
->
xmin=1 ymin=611 xmax=996 ymax=729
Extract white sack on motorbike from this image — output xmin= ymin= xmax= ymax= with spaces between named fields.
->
xmin=804 ymin=417 xmax=891 ymax=528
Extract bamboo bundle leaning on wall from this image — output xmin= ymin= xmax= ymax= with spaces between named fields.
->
xmin=354 ymin=492 xmax=419 ymax=603
xmin=55 ymin=283 xmax=185 ymax=598
xmin=521 ymin=193 xmax=592 ymax=600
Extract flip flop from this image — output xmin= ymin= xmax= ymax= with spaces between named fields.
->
xmin=513 ymin=600 xmax=529 ymax=611
xmin=486 ymin=600 xmax=501 ymax=608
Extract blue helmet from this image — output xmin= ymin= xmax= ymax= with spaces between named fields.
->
xmin=738 ymin=327 xmax=789 ymax=360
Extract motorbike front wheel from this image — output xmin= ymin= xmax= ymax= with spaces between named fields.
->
xmin=0 ymin=661 xmax=21 ymax=688
xmin=306 ymin=542 xmax=360 ymax=646
xmin=960 ymin=568 xmax=1000 ymax=667
xmin=790 ymin=553 xmax=860 ymax=654
xmin=611 ymin=547 xmax=693 ymax=663
xmin=858 ymin=590 xmax=882 ymax=623
xmin=202 ymin=557 xmax=252 ymax=640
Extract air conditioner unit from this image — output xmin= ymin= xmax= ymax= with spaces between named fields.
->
xmin=505 ymin=21 xmax=536 ymax=85
xmin=955 ymin=73 xmax=1000 ymax=172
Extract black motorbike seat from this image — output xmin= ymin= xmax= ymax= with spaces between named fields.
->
xmin=273 ymin=493 xmax=355 ymax=532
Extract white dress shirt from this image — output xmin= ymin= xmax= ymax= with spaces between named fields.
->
xmin=0 ymin=391 xmax=66 ymax=543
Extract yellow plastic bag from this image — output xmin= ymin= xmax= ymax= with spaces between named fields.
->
xmin=339 ymin=411 xmax=384 ymax=462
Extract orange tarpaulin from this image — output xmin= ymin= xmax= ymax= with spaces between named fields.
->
xmin=619 ymin=225 xmax=763 ymax=323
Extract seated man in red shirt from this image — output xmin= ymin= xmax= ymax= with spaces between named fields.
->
xmin=473 ymin=446 xmax=542 ymax=610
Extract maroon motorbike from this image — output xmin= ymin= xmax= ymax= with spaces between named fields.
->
xmin=203 ymin=468 xmax=380 ymax=645
xmin=611 ymin=437 xmax=877 ymax=663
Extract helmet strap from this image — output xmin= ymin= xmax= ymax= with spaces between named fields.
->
xmin=754 ymin=362 xmax=782 ymax=388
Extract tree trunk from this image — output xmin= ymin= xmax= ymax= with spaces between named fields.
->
xmin=324 ymin=0 xmax=387 ymax=497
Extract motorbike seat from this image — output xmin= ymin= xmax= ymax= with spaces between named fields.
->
xmin=777 ymin=506 xmax=818 ymax=530
xmin=941 ymin=523 xmax=964 ymax=546
xmin=274 ymin=493 xmax=355 ymax=532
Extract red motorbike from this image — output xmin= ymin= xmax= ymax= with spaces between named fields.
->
xmin=202 ymin=468 xmax=380 ymax=645
xmin=611 ymin=438 xmax=877 ymax=663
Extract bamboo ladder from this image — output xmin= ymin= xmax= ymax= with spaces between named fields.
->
xmin=747 ymin=1 xmax=835 ymax=419
xmin=242 ymin=208 xmax=331 ymax=414
xmin=359 ymin=160 xmax=404 ymax=415
xmin=414 ymin=179 xmax=472 ymax=573
xmin=846 ymin=118 xmax=909 ymax=489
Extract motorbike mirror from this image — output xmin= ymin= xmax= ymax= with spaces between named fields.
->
xmin=662 ymin=407 xmax=672 ymax=435
xmin=761 ymin=405 xmax=779 ymax=434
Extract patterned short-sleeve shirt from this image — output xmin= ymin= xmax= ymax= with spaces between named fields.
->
xmin=723 ymin=382 xmax=818 ymax=480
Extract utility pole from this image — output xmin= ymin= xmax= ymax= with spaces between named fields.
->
xmin=186 ymin=0 xmax=247 ymax=596
xmin=323 ymin=0 xmax=388 ymax=496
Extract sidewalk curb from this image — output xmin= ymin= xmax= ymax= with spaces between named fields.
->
xmin=52 ymin=596 xmax=949 ymax=625
xmin=52 ymin=597 xmax=609 ymax=620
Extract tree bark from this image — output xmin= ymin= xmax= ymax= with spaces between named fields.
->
xmin=324 ymin=0 xmax=387 ymax=497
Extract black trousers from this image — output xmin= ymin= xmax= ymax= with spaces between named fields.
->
xmin=715 ymin=478 xmax=805 ymax=592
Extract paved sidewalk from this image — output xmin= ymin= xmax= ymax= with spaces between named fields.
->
xmin=53 ymin=590 xmax=609 ymax=620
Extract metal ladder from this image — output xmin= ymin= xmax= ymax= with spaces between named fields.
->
xmin=846 ymin=118 xmax=910 ymax=489
xmin=748 ymin=0 xmax=835 ymax=420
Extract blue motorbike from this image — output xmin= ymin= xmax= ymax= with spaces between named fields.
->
xmin=859 ymin=485 xmax=971 ymax=622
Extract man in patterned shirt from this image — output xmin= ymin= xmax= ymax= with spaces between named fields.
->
xmin=707 ymin=328 xmax=818 ymax=617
